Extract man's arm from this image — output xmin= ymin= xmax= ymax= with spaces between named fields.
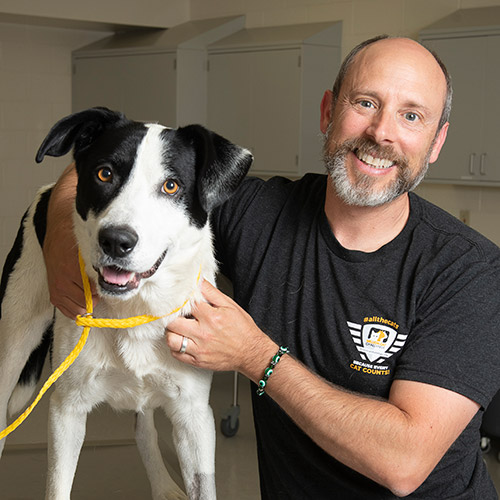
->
xmin=166 ymin=280 xmax=479 ymax=497
xmin=43 ymin=164 xmax=95 ymax=318
xmin=265 ymin=359 xmax=478 ymax=496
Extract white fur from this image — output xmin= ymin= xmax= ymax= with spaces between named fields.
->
xmin=0 ymin=125 xmax=221 ymax=500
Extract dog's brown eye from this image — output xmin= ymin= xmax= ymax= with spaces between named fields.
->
xmin=163 ymin=179 xmax=179 ymax=195
xmin=97 ymin=167 xmax=113 ymax=183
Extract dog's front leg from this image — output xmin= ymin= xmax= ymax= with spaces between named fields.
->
xmin=136 ymin=408 xmax=188 ymax=500
xmin=45 ymin=390 xmax=87 ymax=500
xmin=170 ymin=400 xmax=217 ymax=500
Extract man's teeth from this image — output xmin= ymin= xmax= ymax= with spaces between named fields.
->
xmin=357 ymin=151 xmax=394 ymax=169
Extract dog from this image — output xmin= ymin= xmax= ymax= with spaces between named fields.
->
xmin=0 ymin=107 xmax=252 ymax=499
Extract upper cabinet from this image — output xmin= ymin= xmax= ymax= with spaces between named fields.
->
xmin=72 ymin=19 xmax=341 ymax=178
xmin=420 ymin=7 xmax=500 ymax=186
xmin=207 ymin=22 xmax=342 ymax=178
xmin=72 ymin=16 xmax=245 ymax=127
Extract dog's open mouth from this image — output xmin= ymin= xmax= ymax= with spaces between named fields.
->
xmin=97 ymin=250 xmax=167 ymax=294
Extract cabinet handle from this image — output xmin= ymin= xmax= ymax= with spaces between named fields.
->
xmin=469 ymin=153 xmax=476 ymax=175
xmin=480 ymin=153 xmax=487 ymax=175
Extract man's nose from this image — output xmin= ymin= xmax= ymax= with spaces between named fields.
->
xmin=365 ymin=109 xmax=397 ymax=144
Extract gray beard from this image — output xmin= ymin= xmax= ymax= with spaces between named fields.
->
xmin=323 ymin=135 xmax=431 ymax=208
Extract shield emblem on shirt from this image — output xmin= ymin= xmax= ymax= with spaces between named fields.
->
xmin=348 ymin=321 xmax=408 ymax=364
xmin=360 ymin=325 xmax=397 ymax=362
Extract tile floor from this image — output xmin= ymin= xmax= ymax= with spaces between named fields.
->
xmin=1 ymin=370 xmax=500 ymax=499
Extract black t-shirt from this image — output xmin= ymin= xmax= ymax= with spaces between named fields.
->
xmin=212 ymin=174 xmax=500 ymax=499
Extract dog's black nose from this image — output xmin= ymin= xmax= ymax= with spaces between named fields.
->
xmin=99 ymin=226 xmax=138 ymax=258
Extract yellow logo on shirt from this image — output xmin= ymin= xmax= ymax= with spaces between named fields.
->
xmin=347 ymin=317 xmax=408 ymax=366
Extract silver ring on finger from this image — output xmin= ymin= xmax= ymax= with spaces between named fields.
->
xmin=179 ymin=336 xmax=188 ymax=354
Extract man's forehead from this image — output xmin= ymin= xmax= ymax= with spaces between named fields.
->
xmin=344 ymin=38 xmax=447 ymax=108
xmin=353 ymin=38 xmax=445 ymax=83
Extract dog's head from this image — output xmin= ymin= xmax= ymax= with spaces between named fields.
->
xmin=37 ymin=107 xmax=252 ymax=299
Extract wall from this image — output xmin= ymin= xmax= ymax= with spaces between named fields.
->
xmin=0 ymin=0 xmax=189 ymax=29
xmin=191 ymin=0 xmax=500 ymax=247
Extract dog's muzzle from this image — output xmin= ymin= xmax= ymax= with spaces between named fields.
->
xmin=96 ymin=225 xmax=167 ymax=295
xmin=96 ymin=250 xmax=167 ymax=295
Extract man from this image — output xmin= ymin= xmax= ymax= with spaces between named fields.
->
xmin=44 ymin=36 xmax=500 ymax=498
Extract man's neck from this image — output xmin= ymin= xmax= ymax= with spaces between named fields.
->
xmin=324 ymin=181 xmax=411 ymax=253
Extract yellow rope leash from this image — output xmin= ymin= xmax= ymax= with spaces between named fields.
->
xmin=0 ymin=250 xmax=200 ymax=441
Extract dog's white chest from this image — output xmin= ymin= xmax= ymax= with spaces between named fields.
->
xmin=68 ymin=321 xmax=188 ymax=412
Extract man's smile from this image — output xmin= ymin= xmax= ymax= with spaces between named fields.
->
xmin=354 ymin=149 xmax=396 ymax=170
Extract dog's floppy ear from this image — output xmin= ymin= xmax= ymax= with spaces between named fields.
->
xmin=35 ymin=107 xmax=127 ymax=163
xmin=178 ymin=125 xmax=253 ymax=212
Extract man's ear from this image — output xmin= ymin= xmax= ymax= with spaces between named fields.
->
xmin=320 ymin=90 xmax=335 ymax=134
xmin=429 ymin=122 xmax=449 ymax=164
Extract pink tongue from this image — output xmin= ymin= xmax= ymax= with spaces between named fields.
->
xmin=101 ymin=267 xmax=135 ymax=286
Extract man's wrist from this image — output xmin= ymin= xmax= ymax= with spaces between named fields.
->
xmin=256 ymin=346 xmax=290 ymax=396
xmin=237 ymin=330 xmax=278 ymax=384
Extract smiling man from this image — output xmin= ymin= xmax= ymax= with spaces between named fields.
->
xmin=44 ymin=36 xmax=500 ymax=498
xmin=322 ymin=37 xmax=449 ymax=210
xmin=164 ymin=36 xmax=500 ymax=499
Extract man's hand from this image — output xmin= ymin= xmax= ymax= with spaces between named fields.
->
xmin=43 ymin=164 xmax=98 ymax=318
xmin=166 ymin=280 xmax=277 ymax=378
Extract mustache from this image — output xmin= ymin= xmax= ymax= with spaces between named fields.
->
xmin=325 ymin=136 xmax=410 ymax=170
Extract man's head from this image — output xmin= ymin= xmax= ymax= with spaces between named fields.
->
xmin=321 ymin=36 xmax=451 ymax=207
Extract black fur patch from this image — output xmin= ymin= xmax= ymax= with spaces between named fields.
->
xmin=33 ymin=188 xmax=53 ymax=247
xmin=161 ymin=128 xmax=208 ymax=229
xmin=163 ymin=125 xmax=253 ymax=229
xmin=17 ymin=322 xmax=53 ymax=386
xmin=75 ymin=123 xmax=148 ymax=220
xmin=0 ymin=212 xmax=27 ymax=319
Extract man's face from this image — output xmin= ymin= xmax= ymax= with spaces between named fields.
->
xmin=321 ymin=38 xmax=449 ymax=207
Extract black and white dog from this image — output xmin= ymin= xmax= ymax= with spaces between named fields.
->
xmin=0 ymin=107 xmax=252 ymax=499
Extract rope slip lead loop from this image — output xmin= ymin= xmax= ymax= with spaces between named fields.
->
xmin=0 ymin=249 xmax=202 ymax=441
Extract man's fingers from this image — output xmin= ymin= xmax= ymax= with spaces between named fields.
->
xmin=50 ymin=279 xmax=99 ymax=319
xmin=200 ymin=280 xmax=231 ymax=306
xmin=166 ymin=329 xmax=198 ymax=363
xmin=56 ymin=303 xmax=81 ymax=320
xmin=171 ymin=333 xmax=190 ymax=353
xmin=51 ymin=293 xmax=86 ymax=319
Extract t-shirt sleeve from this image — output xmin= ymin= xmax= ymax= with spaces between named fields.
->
xmin=395 ymin=242 xmax=500 ymax=409
xmin=210 ymin=176 xmax=265 ymax=280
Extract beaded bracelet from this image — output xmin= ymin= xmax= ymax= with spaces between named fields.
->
xmin=256 ymin=346 xmax=290 ymax=396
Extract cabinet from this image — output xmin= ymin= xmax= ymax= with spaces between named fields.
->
xmin=207 ymin=22 xmax=341 ymax=178
xmin=72 ymin=16 xmax=245 ymax=127
xmin=420 ymin=7 xmax=500 ymax=185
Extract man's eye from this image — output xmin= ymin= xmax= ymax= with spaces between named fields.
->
xmin=359 ymin=100 xmax=374 ymax=108
xmin=404 ymin=112 xmax=419 ymax=122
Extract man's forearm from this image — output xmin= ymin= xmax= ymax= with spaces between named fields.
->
xmin=46 ymin=164 xmax=77 ymax=230
xmin=257 ymin=356 xmax=412 ymax=493
xmin=243 ymin=350 xmax=477 ymax=496
xmin=43 ymin=164 xmax=89 ymax=318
